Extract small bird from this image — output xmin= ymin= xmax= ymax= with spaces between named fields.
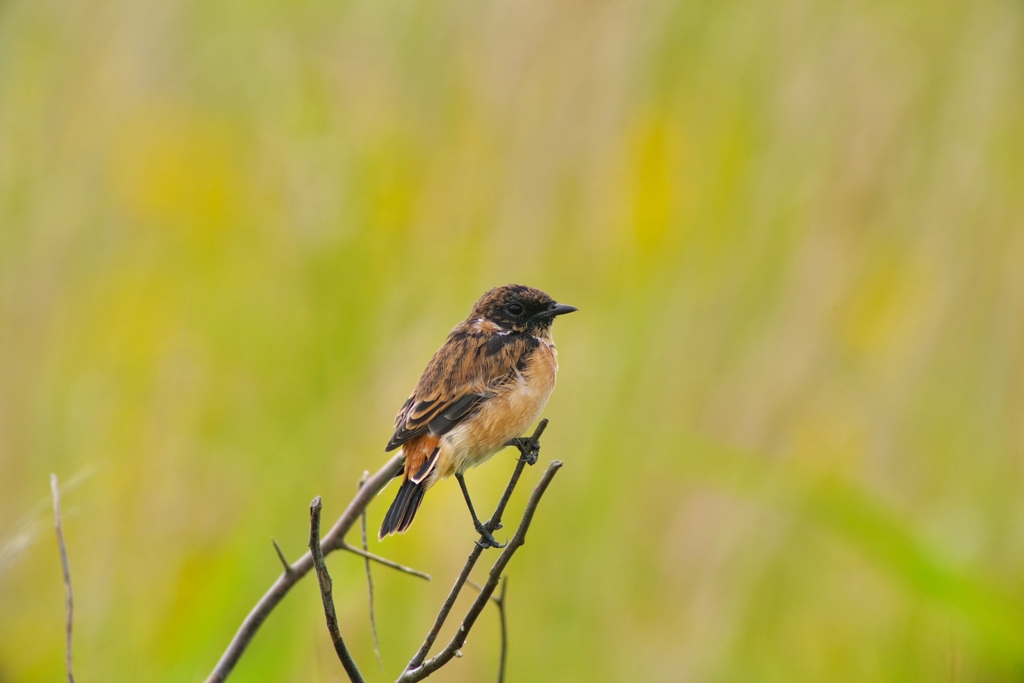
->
xmin=379 ymin=284 xmax=577 ymax=547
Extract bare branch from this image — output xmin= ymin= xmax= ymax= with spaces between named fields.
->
xmin=309 ymin=496 xmax=365 ymax=683
xmin=359 ymin=472 xmax=386 ymax=674
xmin=50 ymin=474 xmax=75 ymax=683
xmin=398 ymin=460 xmax=562 ymax=682
xmin=204 ymin=453 xmax=404 ymax=683
xmin=404 ymin=419 xmax=548 ymax=673
xmin=406 ymin=534 xmax=487 ymax=671
xmin=339 ymin=543 xmax=431 ymax=581
xmin=206 ymin=417 xmax=558 ymax=683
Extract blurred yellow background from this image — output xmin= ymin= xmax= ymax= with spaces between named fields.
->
xmin=3 ymin=0 xmax=1024 ymax=681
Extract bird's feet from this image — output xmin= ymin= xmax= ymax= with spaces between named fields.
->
xmin=506 ymin=437 xmax=540 ymax=465
xmin=474 ymin=520 xmax=506 ymax=549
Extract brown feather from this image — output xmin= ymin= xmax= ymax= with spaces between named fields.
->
xmin=385 ymin=319 xmax=539 ymax=452
xmin=430 ymin=337 xmax=557 ymax=480
xmin=402 ymin=433 xmax=440 ymax=483
xmin=380 ymin=285 xmax=573 ymax=539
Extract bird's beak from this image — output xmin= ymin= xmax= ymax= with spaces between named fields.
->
xmin=535 ymin=302 xmax=579 ymax=319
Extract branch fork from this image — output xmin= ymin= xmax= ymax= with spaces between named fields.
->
xmin=206 ymin=419 xmax=562 ymax=683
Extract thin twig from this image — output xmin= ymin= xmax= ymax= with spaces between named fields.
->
xmin=2 ymin=466 xmax=97 ymax=580
xmin=271 ymin=539 xmax=293 ymax=576
xmin=496 ymin=576 xmax=508 ymax=683
xmin=466 ymin=577 xmax=509 ymax=682
xmin=464 ymin=579 xmax=500 ymax=605
xmin=404 ymin=419 xmax=548 ymax=672
xmin=398 ymin=461 xmax=562 ymax=683
xmin=466 ymin=581 xmax=509 ymax=679
xmin=204 ymin=453 xmax=404 ymax=683
xmin=309 ymin=496 xmax=365 ymax=683
xmin=50 ymin=474 xmax=75 ymax=683
xmin=359 ymin=473 xmax=385 ymax=674
xmin=338 ymin=543 xmax=431 ymax=580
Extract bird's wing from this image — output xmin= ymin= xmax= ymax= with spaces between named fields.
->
xmin=385 ymin=325 xmax=539 ymax=453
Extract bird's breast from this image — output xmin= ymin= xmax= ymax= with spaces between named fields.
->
xmin=433 ymin=340 xmax=558 ymax=480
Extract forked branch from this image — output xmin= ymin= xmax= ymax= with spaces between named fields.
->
xmin=204 ymin=454 xmax=406 ymax=683
xmin=398 ymin=460 xmax=562 ymax=682
xmin=405 ymin=420 xmax=549 ymax=672
xmin=206 ymin=419 xmax=560 ymax=683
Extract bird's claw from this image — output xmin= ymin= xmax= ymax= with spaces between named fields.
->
xmin=507 ymin=437 xmax=540 ymax=466
xmin=474 ymin=524 xmax=506 ymax=549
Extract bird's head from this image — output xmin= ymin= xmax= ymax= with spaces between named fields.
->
xmin=469 ymin=284 xmax=577 ymax=335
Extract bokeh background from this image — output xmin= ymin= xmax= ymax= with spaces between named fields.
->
xmin=3 ymin=0 xmax=1024 ymax=680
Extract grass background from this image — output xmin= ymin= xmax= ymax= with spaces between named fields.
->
xmin=2 ymin=0 xmax=1024 ymax=680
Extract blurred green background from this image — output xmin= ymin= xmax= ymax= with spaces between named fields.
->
xmin=3 ymin=0 xmax=1024 ymax=680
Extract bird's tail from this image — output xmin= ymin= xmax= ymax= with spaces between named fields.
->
xmin=379 ymin=478 xmax=427 ymax=539
xmin=379 ymin=440 xmax=438 ymax=540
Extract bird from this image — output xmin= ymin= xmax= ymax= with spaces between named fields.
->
xmin=378 ymin=284 xmax=576 ymax=547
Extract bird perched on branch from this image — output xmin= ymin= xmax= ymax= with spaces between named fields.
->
xmin=379 ymin=284 xmax=576 ymax=547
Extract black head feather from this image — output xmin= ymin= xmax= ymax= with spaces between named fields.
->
xmin=469 ymin=284 xmax=576 ymax=334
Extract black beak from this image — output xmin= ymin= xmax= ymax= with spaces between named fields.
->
xmin=535 ymin=302 xmax=579 ymax=319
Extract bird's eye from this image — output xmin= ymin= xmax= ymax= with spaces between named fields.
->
xmin=506 ymin=303 xmax=525 ymax=316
